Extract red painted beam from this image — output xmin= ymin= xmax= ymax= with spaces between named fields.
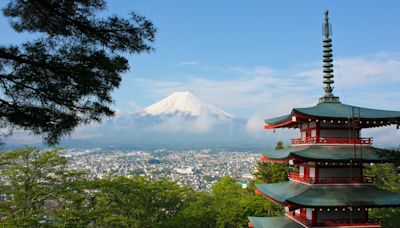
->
xmin=259 ymin=156 xmax=288 ymax=164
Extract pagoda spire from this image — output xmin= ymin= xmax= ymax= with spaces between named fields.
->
xmin=319 ymin=10 xmax=340 ymax=103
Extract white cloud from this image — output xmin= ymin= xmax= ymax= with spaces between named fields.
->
xmin=4 ymin=52 xmax=400 ymax=146
xmin=133 ymin=66 xmax=314 ymax=113
xmin=177 ymin=61 xmax=199 ymax=66
xmin=69 ymin=132 xmax=103 ymax=140
xmin=135 ymin=51 xmax=400 ymax=113
xmin=130 ymin=51 xmax=400 ymax=145
xmin=295 ymin=51 xmax=400 ymax=111
xmin=112 ymin=102 xmax=143 ymax=118
xmin=363 ymin=126 xmax=400 ymax=148
xmin=297 ymin=52 xmax=400 ymax=91
xmin=144 ymin=114 xmax=217 ymax=134
xmin=2 ymin=132 xmax=42 ymax=144
xmin=245 ymin=96 xmax=310 ymax=137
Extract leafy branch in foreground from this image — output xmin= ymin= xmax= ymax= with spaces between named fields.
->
xmin=0 ymin=0 xmax=156 ymax=144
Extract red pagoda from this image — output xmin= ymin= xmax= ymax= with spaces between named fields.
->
xmin=248 ymin=11 xmax=400 ymax=228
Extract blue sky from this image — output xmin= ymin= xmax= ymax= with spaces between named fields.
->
xmin=1 ymin=0 xmax=400 ymax=119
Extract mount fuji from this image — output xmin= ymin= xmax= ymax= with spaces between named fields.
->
xmin=143 ymin=91 xmax=233 ymax=120
xmin=61 ymin=91 xmax=271 ymax=148
xmin=121 ymin=91 xmax=241 ymax=133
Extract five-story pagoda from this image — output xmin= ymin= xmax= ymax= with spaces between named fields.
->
xmin=248 ymin=11 xmax=400 ymax=228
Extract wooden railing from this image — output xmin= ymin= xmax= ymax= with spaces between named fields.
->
xmin=286 ymin=212 xmax=381 ymax=227
xmin=288 ymin=172 xmax=375 ymax=184
xmin=291 ymin=137 xmax=372 ymax=145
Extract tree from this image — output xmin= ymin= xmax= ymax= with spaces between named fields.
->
xmin=377 ymin=147 xmax=400 ymax=168
xmin=0 ymin=147 xmax=285 ymax=227
xmin=253 ymin=161 xmax=288 ymax=183
xmin=211 ymin=177 xmax=246 ymax=227
xmin=86 ymin=176 xmax=193 ymax=227
xmin=240 ymin=193 xmax=283 ymax=220
xmin=167 ymin=192 xmax=216 ymax=228
xmin=365 ymin=155 xmax=400 ymax=227
xmin=206 ymin=177 xmax=281 ymax=228
xmin=0 ymin=148 xmax=195 ymax=227
xmin=0 ymin=148 xmax=87 ymax=227
xmin=275 ymin=140 xmax=284 ymax=150
xmin=0 ymin=0 xmax=156 ymax=144
xmin=254 ymin=141 xmax=288 ymax=183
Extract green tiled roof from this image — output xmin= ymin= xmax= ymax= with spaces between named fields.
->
xmin=261 ymin=145 xmax=388 ymax=162
xmin=256 ymin=182 xmax=309 ymax=203
xmin=265 ymin=102 xmax=400 ymax=125
xmin=248 ymin=216 xmax=302 ymax=228
xmin=264 ymin=114 xmax=290 ymax=125
xmin=256 ymin=181 xmax=400 ymax=207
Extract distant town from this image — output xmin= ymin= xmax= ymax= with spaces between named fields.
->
xmin=63 ymin=148 xmax=260 ymax=191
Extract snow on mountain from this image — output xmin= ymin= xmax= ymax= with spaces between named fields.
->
xmin=55 ymin=92 xmax=268 ymax=148
xmin=143 ymin=91 xmax=234 ymax=119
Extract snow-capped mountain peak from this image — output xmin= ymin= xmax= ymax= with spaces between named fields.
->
xmin=144 ymin=91 xmax=233 ymax=119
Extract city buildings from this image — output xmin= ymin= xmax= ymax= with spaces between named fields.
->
xmin=63 ymin=148 xmax=258 ymax=191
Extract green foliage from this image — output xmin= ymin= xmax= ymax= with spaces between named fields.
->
xmin=254 ymin=141 xmax=288 ymax=183
xmin=168 ymin=192 xmax=216 ymax=228
xmin=377 ymin=148 xmax=400 ymax=168
xmin=0 ymin=148 xmax=86 ymax=227
xmin=365 ymin=162 xmax=400 ymax=227
xmin=275 ymin=141 xmax=284 ymax=150
xmin=371 ymin=208 xmax=400 ymax=228
xmin=365 ymin=163 xmax=400 ymax=192
xmin=211 ymin=177 xmax=246 ymax=227
xmin=0 ymin=148 xmax=191 ymax=227
xmin=168 ymin=177 xmax=283 ymax=228
xmin=241 ymin=193 xmax=283 ymax=219
xmin=0 ymin=148 xmax=281 ymax=227
xmin=0 ymin=0 xmax=156 ymax=144
xmin=87 ymin=176 xmax=193 ymax=227
xmin=253 ymin=161 xmax=288 ymax=183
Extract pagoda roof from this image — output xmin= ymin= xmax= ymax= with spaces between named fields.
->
xmin=248 ymin=216 xmax=302 ymax=228
xmin=256 ymin=181 xmax=400 ymax=207
xmin=261 ymin=145 xmax=388 ymax=162
xmin=265 ymin=102 xmax=400 ymax=129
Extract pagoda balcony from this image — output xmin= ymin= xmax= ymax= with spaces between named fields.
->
xmin=291 ymin=137 xmax=373 ymax=145
xmin=286 ymin=212 xmax=381 ymax=227
xmin=288 ymin=172 xmax=375 ymax=184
